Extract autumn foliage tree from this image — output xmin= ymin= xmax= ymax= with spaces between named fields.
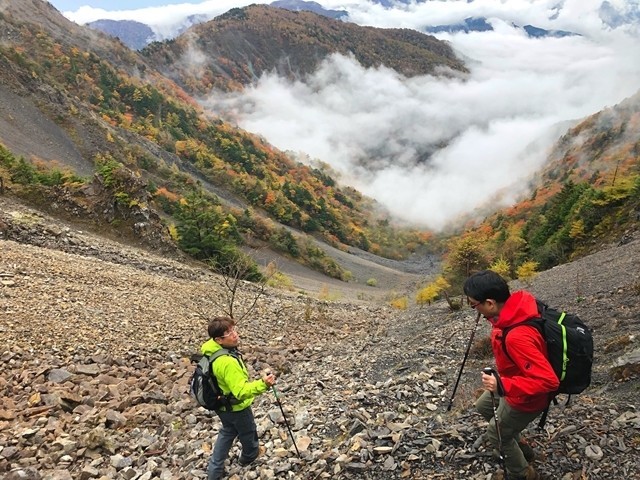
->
xmin=489 ymin=258 xmax=512 ymax=281
xmin=416 ymin=283 xmax=440 ymax=307
xmin=415 ymin=275 xmax=451 ymax=307
xmin=444 ymin=234 xmax=489 ymax=286
xmin=175 ymin=190 xmax=261 ymax=280
xmin=516 ymin=260 xmax=539 ymax=285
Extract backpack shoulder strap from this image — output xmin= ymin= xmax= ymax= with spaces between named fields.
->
xmin=208 ymin=348 xmax=231 ymax=363
xmin=501 ymin=318 xmax=544 ymax=364
xmin=501 ymin=297 xmax=548 ymax=362
xmin=207 ymin=348 xmax=244 ymax=374
xmin=200 ymin=348 xmax=229 ymax=373
xmin=205 ymin=348 xmax=243 ymax=409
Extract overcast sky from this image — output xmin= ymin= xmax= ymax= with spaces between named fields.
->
xmin=49 ymin=0 xmax=180 ymax=11
xmin=47 ymin=0 xmax=640 ymax=230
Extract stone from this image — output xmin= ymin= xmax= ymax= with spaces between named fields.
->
xmin=1 ymin=209 xmax=640 ymax=480
xmin=48 ymin=369 xmax=73 ymax=383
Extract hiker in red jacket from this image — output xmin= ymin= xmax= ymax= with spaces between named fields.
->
xmin=464 ymin=270 xmax=559 ymax=480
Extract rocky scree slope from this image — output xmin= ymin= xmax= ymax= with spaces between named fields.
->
xmin=1 ymin=204 xmax=639 ymax=479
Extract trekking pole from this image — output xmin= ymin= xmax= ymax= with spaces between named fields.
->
xmin=483 ymin=367 xmax=508 ymax=480
xmin=272 ymin=386 xmax=301 ymax=458
xmin=447 ymin=311 xmax=482 ymax=411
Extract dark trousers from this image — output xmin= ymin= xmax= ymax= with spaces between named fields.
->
xmin=476 ymin=391 xmax=541 ymax=477
xmin=207 ymin=406 xmax=259 ymax=480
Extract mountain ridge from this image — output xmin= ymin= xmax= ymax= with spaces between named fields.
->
xmin=70 ymin=0 xmax=640 ymax=51
xmin=141 ymin=4 xmax=467 ymax=93
xmin=86 ymin=18 xmax=155 ymax=51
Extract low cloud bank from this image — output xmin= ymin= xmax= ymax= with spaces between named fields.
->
xmin=62 ymin=0 xmax=640 ymax=229
xmin=205 ymin=23 xmax=640 ymax=229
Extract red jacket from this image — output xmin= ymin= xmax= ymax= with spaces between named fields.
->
xmin=490 ymin=291 xmax=560 ymax=412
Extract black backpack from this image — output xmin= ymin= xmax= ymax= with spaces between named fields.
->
xmin=502 ymin=299 xmax=594 ymax=427
xmin=189 ymin=349 xmax=241 ymax=411
xmin=502 ymin=299 xmax=594 ymax=394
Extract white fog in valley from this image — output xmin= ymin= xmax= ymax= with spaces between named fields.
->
xmin=59 ymin=0 xmax=640 ymax=229
xmin=203 ymin=5 xmax=640 ymax=228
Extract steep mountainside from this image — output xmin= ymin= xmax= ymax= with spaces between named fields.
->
xmin=0 ymin=0 xmax=157 ymax=170
xmin=1 ymin=0 xmax=142 ymax=72
xmin=0 ymin=0 xmax=441 ymax=286
xmin=542 ymin=90 xmax=640 ymax=186
xmin=141 ymin=4 xmax=467 ymax=93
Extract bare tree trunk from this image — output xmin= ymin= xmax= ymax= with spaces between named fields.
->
xmin=196 ymin=253 xmax=276 ymax=323
xmin=442 ymin=290 xmax=462 ymax=311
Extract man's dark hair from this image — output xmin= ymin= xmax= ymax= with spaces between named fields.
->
xmin=463 ymin=270 xmax=510 ymax=303
xmin=208 ymin=316 xmax=235 ymax=339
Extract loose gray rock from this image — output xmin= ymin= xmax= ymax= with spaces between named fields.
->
xmin=1 ymin=199 xmax=639 ymax=479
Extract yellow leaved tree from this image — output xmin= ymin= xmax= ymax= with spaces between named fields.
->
xmin=490 ymin=258 xmax=512 ymax=281
xmin=516 ymin=260 xmax=539 ymax=285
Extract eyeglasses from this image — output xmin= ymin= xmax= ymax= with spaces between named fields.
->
xmin=218 ymin=326 xmax=237 ymax=338
xmin=469 ymin=300 xmax=485 ymax=309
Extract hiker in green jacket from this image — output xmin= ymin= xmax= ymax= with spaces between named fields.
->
xmin=202 ymin=316 xmax=276 ymax=480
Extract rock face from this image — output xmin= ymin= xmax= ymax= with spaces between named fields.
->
xmin=1 ymin=198 xmax=639 ymax=479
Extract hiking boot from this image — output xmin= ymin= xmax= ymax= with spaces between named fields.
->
xmin=493 ymin=465 xmax=540 ymax=480
xmin=238 ymin=453 xmax=257 ymax=467
xmin=491 ymin=442 xmax=536 ymax=463
xmin=238 ymin=445 xmax=266 ymax=466
xmin=518 ymin=440 xmax=536 ymax=463
xmin=238 ymin=455 xmax=255 ymax=467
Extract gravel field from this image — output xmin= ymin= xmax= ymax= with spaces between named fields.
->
xmin=1 ymin=196 xmax=639 ymax=480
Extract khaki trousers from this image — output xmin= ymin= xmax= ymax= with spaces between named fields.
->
xmin=476 ymin=391 xmax=542 ymax=477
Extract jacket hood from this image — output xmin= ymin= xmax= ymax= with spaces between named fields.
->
xmin=493 ymin=290 xmax=539 ymax=329
xmin=201 ymin=338 xmax=222 ymax=356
